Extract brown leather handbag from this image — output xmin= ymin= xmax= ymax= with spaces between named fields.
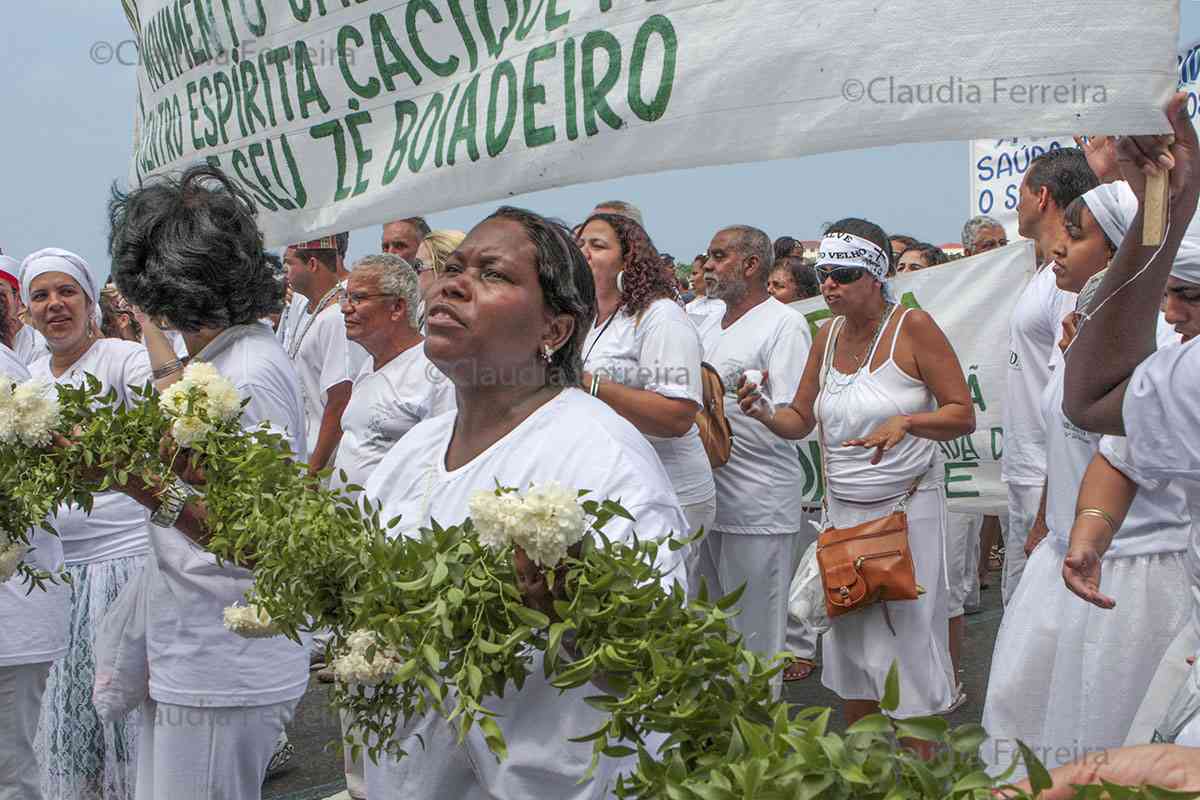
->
xmin=695 ymin=361 xmax=733 ymax=467
xmin=815 ymin=483 xmax=923 ymax=629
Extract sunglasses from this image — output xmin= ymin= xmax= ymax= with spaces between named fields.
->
xmin=813 ymin=265 xmax=868 ymax=285
xmin=411 ymin=257 xmax=433 ymax=275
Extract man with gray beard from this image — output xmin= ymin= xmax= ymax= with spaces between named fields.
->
xmin=695 ymin=225 xmax=815 ymax=684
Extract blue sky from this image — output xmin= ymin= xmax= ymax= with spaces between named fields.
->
xmin=3 ymin=1 xmax=1198 ymax=279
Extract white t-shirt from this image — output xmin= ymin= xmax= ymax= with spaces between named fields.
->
xmin=1003 ymin=264 xmax=1076 ymax=485
xmin=30 ymin=339 xmax=153 ymax=565
xmin=699 ymin=297 xmax=812 ymax=534
xmin=332 ymin=344 xmax=455 ymax=499
xmin=685 ymin=295 xmax=725 ymax=322
xmin=582 ymin=298 xmax=715 ymax=506
xmin=0 ymin=345 xmax=70 ymax=667
xmin=290 ymin=303 xmax=369 ymax=456
xmin=363 ymin=388 xmax=687 ymax=800
xmin=1041 ymin=361 xmax=1189 ymax=557
xmin=12 ymin=324 xmax=47 ymax=366
xmin=145 ymin=323 xmax=310 ymax=707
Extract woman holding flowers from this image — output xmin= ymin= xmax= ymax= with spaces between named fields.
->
xmin=20 ymin=248 xmax=152 ymax=800
xmin=361 ymin=207 xmax=689 ymax=799
xmin=0 ymin=284 xmax=71 ymax=800
xmin=102 ymin=165 xmax=310 ymax=800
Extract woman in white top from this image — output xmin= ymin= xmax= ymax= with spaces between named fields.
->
xmin=18 ymin=249 xmax=151 ymax=800
xmin=577 ymin=212 xmax=715 ymax=548
xmin=100 ymin=165 xmax=311 ymax=800
xmin=363 ymin=207 xmax=689 ymax=800
xmin=0 ymin=291 xmax=72 ymax=800
xmin=983 ymin=183 xmax=1192 ymax=778
xmin=738 ymin=218 xmax=974 ymax=728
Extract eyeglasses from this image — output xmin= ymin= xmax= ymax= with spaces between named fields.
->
xmin=338 ymin=289 xmax=397 ymax=307
xmin=813 ymin=265 xmax=868 ymax=285
xmin=411 ymin=258 xmax=434 ymax=275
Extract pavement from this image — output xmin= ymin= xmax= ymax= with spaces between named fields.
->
xmin=264 ymin=571 xmax=1007 ymax=800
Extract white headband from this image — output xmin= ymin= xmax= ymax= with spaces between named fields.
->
xmin=19 ymin=248 xmax=97 ymax=308
xmin=816 ymin=232 xmax=896 ymax=301
xmin=1082 ymin=181 xmax=1200 ymax=286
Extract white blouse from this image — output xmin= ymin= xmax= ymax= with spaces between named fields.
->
xmin=583 ymin=298 xmax=714 ymax=506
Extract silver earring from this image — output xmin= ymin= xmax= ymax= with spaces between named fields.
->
xmin=541 ymin=344 xmax=553 ymax=363
xmin=616 ymin=270 xmax=625 ymax=293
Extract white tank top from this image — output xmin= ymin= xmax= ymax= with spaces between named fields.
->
xmin=817 ymin=307 xmax=940 ymax=503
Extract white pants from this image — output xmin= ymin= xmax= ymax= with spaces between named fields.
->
xmin=0 ymin=661 xmax=50 ymax=800
xmin=697 ymin=530 xmax=801 ymax=668
xmin=1003 ymin=484 xmax=1042 ymax=605
xmin=947 ymin=513 xmax=984 ymax=617
xmin=682 ymin=495 xmax=717 ymax=601
xmin=134 ymin=698 xmax=299 ymax=800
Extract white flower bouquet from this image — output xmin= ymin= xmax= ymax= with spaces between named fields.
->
xmin=159 ymin=362 xmax=243 ymax=448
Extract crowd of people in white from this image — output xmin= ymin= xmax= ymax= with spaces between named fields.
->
xmin=3 ymin=96 xmax=1200 ymax=799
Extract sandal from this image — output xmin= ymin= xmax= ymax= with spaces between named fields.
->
xmin=988 ymin=543 xmax=1004 ymax=572
xmin=782 ymin=657 xmax=817 ymax=682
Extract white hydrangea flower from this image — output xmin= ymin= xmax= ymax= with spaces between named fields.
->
xmin=159 ymin=362 xmax=242 ymax=447
xmin=507 ymin=482 xmax=588 ymax=568
xmin=331 ymin=630 xmax=404 ymax=685
xmin=0 ymin=539 xmax=29 ymax=584
xmin=222 ymin=602 xmax=281 ymax=638
xmin=1 ymin=379 xmax=62 ymax=447
xmin=468 ymin=490 xmax=520 ymax=552
xmin=171 ymin=416 xmax=214 ymax=449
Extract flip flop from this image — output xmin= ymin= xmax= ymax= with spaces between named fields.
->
xmin=782 ymin=657 xmax=817 ymax=681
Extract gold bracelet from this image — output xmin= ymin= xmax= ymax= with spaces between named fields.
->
xmin=1076 ymin=507 xmax=1117 ymax=535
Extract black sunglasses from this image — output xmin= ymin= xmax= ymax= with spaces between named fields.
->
xmin=813 ymin=265 xmax=868 ymax=285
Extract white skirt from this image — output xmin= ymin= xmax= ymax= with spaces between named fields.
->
xmin=982 ymin=538 xmax=1189 ymax=779
xmin=820 ymin=483 xmax=956 ymax=718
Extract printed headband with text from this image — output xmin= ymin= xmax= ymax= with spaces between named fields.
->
xmin=816 ymin=233 xmax=890 ymax=282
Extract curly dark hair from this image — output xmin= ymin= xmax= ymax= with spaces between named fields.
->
xmin=108 ymin=164 xmax=284 ymax=333
xmin=486 ymin=206 xmax=595 ymax=387
xmin=580 ymin=213 xmax=676 ymax=319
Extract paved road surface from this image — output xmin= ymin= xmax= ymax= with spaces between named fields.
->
xmin=265 ymin=576 xmax=1006 ymax=799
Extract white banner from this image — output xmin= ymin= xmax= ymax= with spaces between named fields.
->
xmin=968 ymin=137 xmax=1072 ymax=240
xmin=789 ymin=240 xmax=1037 ymax=516
xmin=123 ymin=0 xmax=1178 ymax=247
xmin=969 ymin=36 xmax=1200 ymax=241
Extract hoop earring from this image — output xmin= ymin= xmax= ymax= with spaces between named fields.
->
xmin=616 ymin=271 xmax=625 ymax=294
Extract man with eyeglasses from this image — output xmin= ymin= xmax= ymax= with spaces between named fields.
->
xmin=695 ymin=225 xmax=814 ymax=687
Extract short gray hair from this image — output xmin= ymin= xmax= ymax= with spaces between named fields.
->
xmin=721 ymin=225 xmax=774 ymax=284
xmin=350 ymin=254 xmax=421 ymax=329
xmin=962 ymin=215 xmax=1004 ymax=252
xmin=593 ymin=200 xmax=643 ymax=226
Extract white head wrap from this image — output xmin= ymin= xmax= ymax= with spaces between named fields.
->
xmin=0 ymin=255 xmax=18 ymax=277
xmin=816 ymin=232 xmax=896 ymax=302
xmin=19 ymin=248 xmax=102 ymax=332
xmin=19 ymin=248 xmax=97 ymax=307
xmin=1082 ymin=181 xmax=1200 ymax=286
